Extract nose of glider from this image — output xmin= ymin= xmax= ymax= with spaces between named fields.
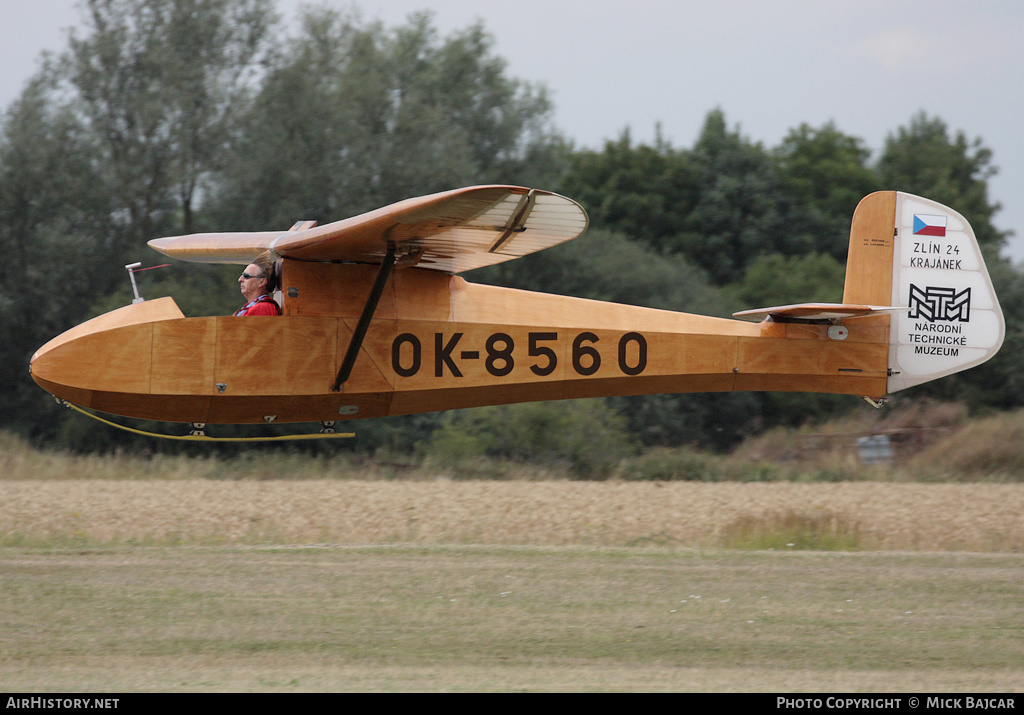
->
xmin=29 ymin=297 xmax=187 ymax=406
xmin=29 ymin=333 xmax=92 ymax=407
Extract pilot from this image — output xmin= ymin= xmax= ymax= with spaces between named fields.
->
xmin=234 ymin=253 xmax=281 ymax=316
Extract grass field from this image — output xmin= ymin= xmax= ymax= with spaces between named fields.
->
xmin=1 ymin=478 xmax=1023 ymax=691
xmin=1 ymin=545 xmax=1022 ymax=692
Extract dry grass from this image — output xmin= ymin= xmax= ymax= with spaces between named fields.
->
xmin=3 ymin=480 xmax=1023 ymax=551
xmin=2 ymin=405 xmax=1023 ymax=552
xmin=730 ymin=401 xmax=1024 ymax=481
xmin=905 ymin=411 xmax=1024 ymax=478
xmin=732 ymin=399 xmax=969 ymax=467
xmin=0 ymin=431 xmax=381 ymax=481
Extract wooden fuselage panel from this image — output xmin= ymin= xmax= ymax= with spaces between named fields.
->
xmin=29 ymin=262 xmax=889 ymax=424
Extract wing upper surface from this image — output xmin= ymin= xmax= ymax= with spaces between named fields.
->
xmin=148 ymin=185 xmax=589 ymax=273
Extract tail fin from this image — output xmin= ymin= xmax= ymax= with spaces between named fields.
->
xmin=844 ymin=191 xmax=1004 ymax=393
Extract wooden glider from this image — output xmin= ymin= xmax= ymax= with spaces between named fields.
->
xmin=30 ymin=186 xmax=1004 ymax=425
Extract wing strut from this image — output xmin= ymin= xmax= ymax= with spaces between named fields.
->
xmin=331 ymin=244 xmax=397 ymax=391
xmin=488 ymin=189 xmax=536 ymax=253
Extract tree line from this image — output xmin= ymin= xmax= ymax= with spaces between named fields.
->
xmin=2 ymin=0 xmax=1018 ymax=459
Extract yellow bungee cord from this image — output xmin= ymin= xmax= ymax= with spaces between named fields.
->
xmin=59 ymin=400 xmax=354 ymax=442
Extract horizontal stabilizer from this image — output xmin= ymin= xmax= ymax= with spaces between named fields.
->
xmin=733 ymin=303 xmax=905 ymax=323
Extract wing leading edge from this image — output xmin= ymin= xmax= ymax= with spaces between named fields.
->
xmin=148 ymin=185 xmax=589 ymax=273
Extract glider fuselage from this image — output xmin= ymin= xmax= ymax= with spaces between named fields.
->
xmin=30 ymin=260 xmax=889 ymax=424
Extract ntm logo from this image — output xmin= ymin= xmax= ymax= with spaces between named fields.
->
xmin=908 ymin=284 xmax=971 ymax=323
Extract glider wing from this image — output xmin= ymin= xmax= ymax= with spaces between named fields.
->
xmin=148 ymin=185 xmax=589 ymax=273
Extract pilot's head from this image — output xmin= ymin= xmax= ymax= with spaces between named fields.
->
xmin=239 ymin=253 xmax=275 ymax=301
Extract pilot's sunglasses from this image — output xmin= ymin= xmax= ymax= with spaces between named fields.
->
xmin=240 ymin=272 xmax=263 ymax=279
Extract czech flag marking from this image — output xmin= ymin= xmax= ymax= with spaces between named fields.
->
xmin=913 ymin=214 xmax=947 ymax=237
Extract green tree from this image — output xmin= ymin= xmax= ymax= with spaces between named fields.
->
xmin=774 ymin=122 xmax=883 ymax=261
xmin=559 ymin=128 xmax=698 ymax=248
xmin=1 ymin=0 xmax=277 ymax=440
xmin=63 ymin=0 xmax=277 ymax=238
xmin=878 ymin=112 xmax=1007 ymax=250
xmin=424 ymin=400 xmax=635 ymax=479
xmin=675 ymin=110 xmax=792 ymax=284
xmin=477 ymin=227 xmax=728 ymax=315
xmin=0 ymin=76 xmax=118 ymax=434
xmin=211 ymin=8 xmax=563 ymax=229
xmin=611 ymin=391 xmax=762 ymax=453
xmin=963 ymin=258 xmax=1024 ymax=410
xmin=727 ymin=252 xmax=846 ymax=309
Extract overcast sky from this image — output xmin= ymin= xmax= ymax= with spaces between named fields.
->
xmin=3 ymin=0 xmax=1023 ymax=260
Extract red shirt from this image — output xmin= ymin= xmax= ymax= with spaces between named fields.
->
xmin=234 ymin=295 xmax=281 ymax=316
